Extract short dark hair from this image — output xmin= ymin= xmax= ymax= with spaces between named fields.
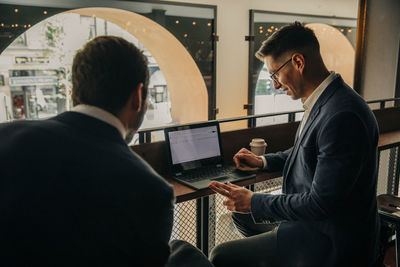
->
xmin=256 ymin=21 xmax=320 ymax=61
xmin=72 ymin=36 xmax=149 ymax=115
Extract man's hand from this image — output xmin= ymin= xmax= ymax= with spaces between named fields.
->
xmin=233 ymin=148 xmax=263 ymax=169
xmin=208 ymin=181 xmax=253 ymax=213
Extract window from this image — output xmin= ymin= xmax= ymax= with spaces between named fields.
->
xmin=0 ymin=2 xmax=217 ymax=142
xmin=248 ymin=10 xmax=357 ymax=126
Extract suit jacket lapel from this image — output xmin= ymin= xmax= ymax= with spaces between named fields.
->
xmin=283 ymin=75 xmax=344 ymax=179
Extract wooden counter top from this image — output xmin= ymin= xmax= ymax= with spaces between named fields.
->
xmin=378 ymin=130 xmax=400 ymax=150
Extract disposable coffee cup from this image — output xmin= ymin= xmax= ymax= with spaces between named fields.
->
xmin=250 ymin=138 xmax=267 ymax=156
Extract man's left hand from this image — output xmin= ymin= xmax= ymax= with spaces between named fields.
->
xmin=208 ymin=181 xmax=253 ymax=213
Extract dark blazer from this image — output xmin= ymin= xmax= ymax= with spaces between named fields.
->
xmin=0 ymin=112 xmax=175 ymax=266
xmin=251 ymin=76 xmax=380 ymax=266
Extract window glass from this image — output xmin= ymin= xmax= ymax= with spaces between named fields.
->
xmin=1 ymin=13 xmax=170 ymax=127
xmin=0 ymin=2 xmax=216 ymax=143
xmin=249 ymin=11 xmax=357 ymax=126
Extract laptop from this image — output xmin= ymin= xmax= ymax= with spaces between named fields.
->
xmin=164 ymin=121 xmax=256 ymax=190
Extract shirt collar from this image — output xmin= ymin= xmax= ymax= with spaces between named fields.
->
xmin=303 ymin=71 xmax=337 ymax=111
xmin=71 ymin=104 xmax=127 ymax=139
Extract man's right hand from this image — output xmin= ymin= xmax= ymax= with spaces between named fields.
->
xmin=233 ymin=148 xmax=264 ymax=169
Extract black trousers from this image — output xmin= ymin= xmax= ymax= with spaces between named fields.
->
xmin=209 ymin=213 xmax=279 ymax=267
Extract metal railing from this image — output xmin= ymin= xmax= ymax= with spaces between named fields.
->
xmin=136 ymin=97 xmax=400 ymax=144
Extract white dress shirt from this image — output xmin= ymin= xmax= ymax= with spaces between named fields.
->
xmin=260 ymin=71 xmax=338 ymax=169
xmin=298 ymin=71 xmax=337 ymax=136
xmin=71 ymin=104 xmax=127 ymax=139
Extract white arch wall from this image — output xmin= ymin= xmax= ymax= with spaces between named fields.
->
xmin=67 ymin=7 xmax=208 ymax=124
xmin=307 ymin=23 xmax=355 ymax=87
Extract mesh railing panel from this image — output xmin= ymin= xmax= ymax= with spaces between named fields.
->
xmin=377 ymin=149 xmax=390 ymax=195
xmin=377 ymin=146 xmax=400 ymax=196
xmin=171 ymin=199 xmax=197 ymax=247
xmin=207 ymin=177 xmax=284 ymax=253
xmin=254 ymin=177 xmax=283 ymax=194
xmin=209 ymin=194 xmax=243 ymax=252
xmin=387 ymin=146 xmax=400 ymax=195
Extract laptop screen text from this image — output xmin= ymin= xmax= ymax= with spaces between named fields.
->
xmin=168 ymin=125 xmax=221 ymax=165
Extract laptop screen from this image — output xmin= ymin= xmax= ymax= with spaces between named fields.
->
xmin=168 ymin=125 xmax=221 ymax=164
xmin=164 ymin=121 xmax=224 ymax=172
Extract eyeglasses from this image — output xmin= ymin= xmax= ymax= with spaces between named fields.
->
xmin=269 ymin=57 xmax=292 ymax=85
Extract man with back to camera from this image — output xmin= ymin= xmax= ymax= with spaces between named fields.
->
xmin=0 ymin=36 xmax=212 ymax=267
xmin=208 ymin=22 xmax=380 ymax=266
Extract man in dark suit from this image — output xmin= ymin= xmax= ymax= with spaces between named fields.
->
xmin=0 ymin=36 xmax=210 ymax=267
xmin=209 ymin=22 xmax=380 ymax=266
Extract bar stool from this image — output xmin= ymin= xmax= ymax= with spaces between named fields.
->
xmin=377 ymin=194 xmax=400 ymax=267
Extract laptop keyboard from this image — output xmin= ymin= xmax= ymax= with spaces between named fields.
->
xmin=177 ymin=166 xmax=235 ymax=182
